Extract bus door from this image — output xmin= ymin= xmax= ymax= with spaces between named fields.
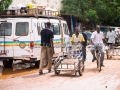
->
xmin=13 ymin=19 xmax=32 ymax=59
xmin=0 ymin=20 xmax=13 ymax=58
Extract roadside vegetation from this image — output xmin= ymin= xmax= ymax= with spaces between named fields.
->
xmin=61 ymin=0 xmax=120 ymax=27
xmin=0 ymin=0 xmax=12 ymax=12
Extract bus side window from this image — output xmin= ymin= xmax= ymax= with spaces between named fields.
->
xmin=53 ymin=23 xmax=60 ymax=35
xmin=51 ymin=23 xmax=54 ymax=32
xmin=0 ymin=23 xmax=12 ymax=36
xmin=37 ymin=22 xmax=42 ymax=35
xmin=15 ymin=22 xmax=29 ymax=36
xmin=41 ymin=23 xmax=45 ymax=29
xmin=63 ymin=23 xmax=69 ymax=35
xmin=37 ymin=22 xmax=47 ymax=35
xmin=44 ymin=22 xmax=54 ymax=32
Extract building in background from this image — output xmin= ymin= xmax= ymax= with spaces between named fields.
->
xmin=12 ymin=0 xmax=62 ymax=10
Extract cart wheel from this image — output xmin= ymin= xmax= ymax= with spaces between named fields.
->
xmin=107 ymin=55 xmax=109 ymax=59
xmin=55 ymin=70 xmax=60 ymax=75
xmin=75 ymin=71 xmax=77 ymax=76
xmin=82 ymin=65 xmax=85 ymax=72
xmin=110 ymin=55 xmax=112 ymax=59
xmin=82 ymin=60 xmax=85 ymax=72
xmin=78 ymin=61 xmax=84 ymax=76
xmin=96 ymin=54 xmax=102 ymax=72
xmin=97 ymin=59 xmax=98 ymax=68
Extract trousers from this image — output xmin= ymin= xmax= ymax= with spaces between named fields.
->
xmin=39 ymin=46 xmax=52 ymax=71
xmin=82 ymin=46 xmax=86 ymax=60
xmin=91 ymin=44 xmax=104 ymax=65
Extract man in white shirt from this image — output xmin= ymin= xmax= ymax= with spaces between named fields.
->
xmin=105 ymin=27 xmax=116 ymax=59
xmin=91 ymin=25 xmax=105 ymax=67
xmin=106 ymin=27 xmax=116 ymax=46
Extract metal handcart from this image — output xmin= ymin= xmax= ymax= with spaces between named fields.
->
xmin=53 ymin=42 xmax=85 ymax=76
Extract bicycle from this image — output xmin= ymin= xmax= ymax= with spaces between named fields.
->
xmin=93 ymin=44 xmax=103 ymax=72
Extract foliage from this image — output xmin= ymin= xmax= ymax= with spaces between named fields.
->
xmin=60 ymin=0 xmax=120 ymax=26
xmin=0 ymin=0 xmax=12 ymax=12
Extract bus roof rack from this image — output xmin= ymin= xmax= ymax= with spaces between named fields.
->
xmin=0 ymin=14 xmax=62 ymax=19
xmin=0 ymin=8 xmax=62 ymax=19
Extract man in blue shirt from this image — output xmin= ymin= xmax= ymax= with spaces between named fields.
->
xmin=39 ymin=22 xmax=54 ymax=75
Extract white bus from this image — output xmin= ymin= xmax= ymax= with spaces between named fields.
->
xmin=0 ymin=14 xmax=71 ymax=68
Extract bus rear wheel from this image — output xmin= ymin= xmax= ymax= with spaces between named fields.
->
xmin=3 ymin=59 xmax=13 ymax=68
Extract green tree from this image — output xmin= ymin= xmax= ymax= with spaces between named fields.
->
xmin=100 ymin=0 xmax=120 ymax=26
xmin=0 ymin=0 xmax=12 ymax=12
xmin=61 ymin=0 xmax=100 ymax=22
xmin=60 ymin=0 xmax=120 ymax=27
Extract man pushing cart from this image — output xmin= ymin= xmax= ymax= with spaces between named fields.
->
xmin=53 ymin=27 xmax=85 ymax=76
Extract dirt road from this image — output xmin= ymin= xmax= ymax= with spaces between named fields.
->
xmin=0 ymin=51 xmax=120 ymax=90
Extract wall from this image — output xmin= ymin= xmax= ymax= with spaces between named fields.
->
xmin=12 ymin=0 xmax=62 ymax=10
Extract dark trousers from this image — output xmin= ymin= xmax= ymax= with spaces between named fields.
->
xmin=82 ymin=46 xmax=86 ymax=60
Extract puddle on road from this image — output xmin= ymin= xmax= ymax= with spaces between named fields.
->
xmin=0 ymin=67 xmax=39 ymax=79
